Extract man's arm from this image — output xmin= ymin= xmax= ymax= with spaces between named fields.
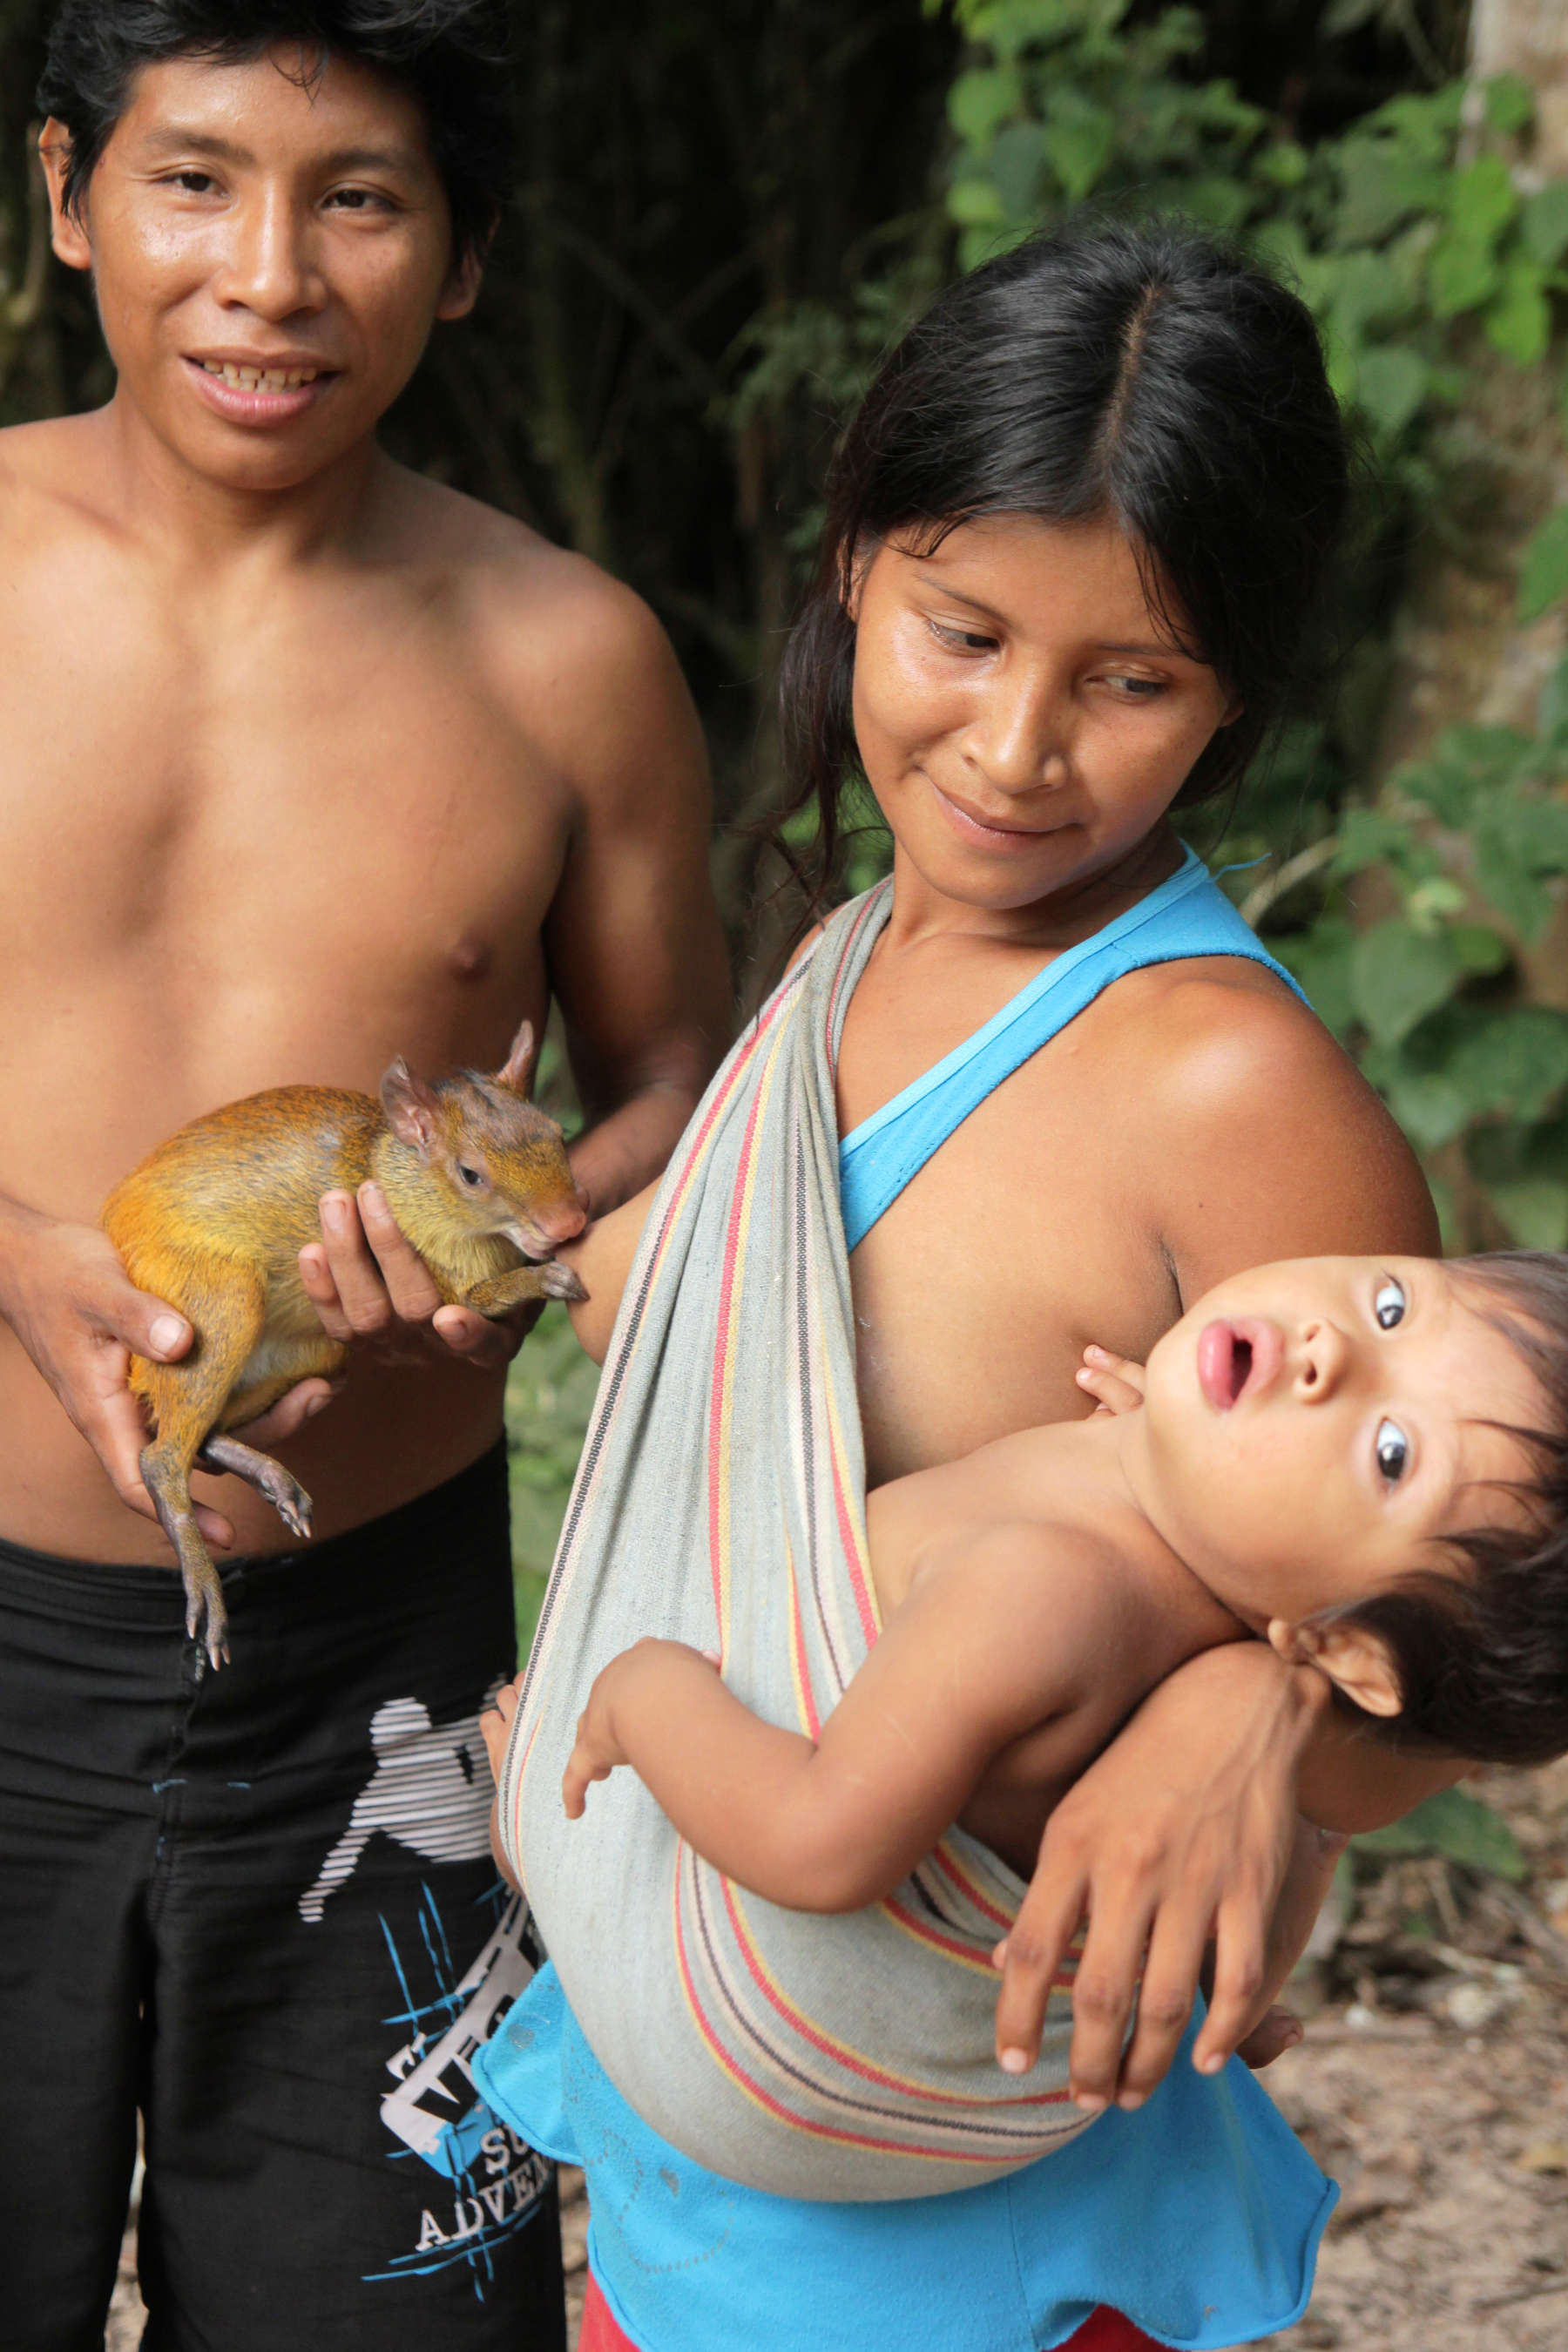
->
xmin=564 ymin=1524 xmax=1116 ymax=1921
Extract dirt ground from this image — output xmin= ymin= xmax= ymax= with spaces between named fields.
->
xmin=106 ymin=1760 xmax=1568 ymax=2352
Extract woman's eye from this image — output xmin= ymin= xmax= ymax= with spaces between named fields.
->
xmin=1375 ymin=1417 xmax=1409 ymax=1484
xmin=1105 ymin=675 xmax=1166 ymax=700
xmin=168 ymin=171 xmax=216 ymax=194
xmin=1374 ymin=1277 xmax=1406 ymax=1330
xmin=929 ymin=621 xmax=997 ymax=652
xmin=328 ymin=186 xmax=390 ymax=212
xmin=457 ymin=1163 xmax=484 ymax=1188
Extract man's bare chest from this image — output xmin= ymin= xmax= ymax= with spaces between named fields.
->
xmin=0 ymin=605 xmax=567 ymax=1010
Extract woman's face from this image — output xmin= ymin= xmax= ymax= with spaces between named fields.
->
xmin=850 ymin=512 xmax=1239 ymax=917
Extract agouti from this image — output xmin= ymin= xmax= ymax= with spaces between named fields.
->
xmin=102 ymin=1017 xmax=587 ymax=1668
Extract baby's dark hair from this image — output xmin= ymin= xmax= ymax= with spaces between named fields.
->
xmin=774 ymin=217 xmax=1351 ymax=909
xmin=1320 ymin=1251 xmax=1568 ymax=1767
xmin=37 ymin=0 xmax=512 ymax=267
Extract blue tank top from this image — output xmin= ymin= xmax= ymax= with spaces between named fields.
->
xmin=475 ymin=849 xmax=1333 ymax=2352
xmin=840 ymin=846 xmax=1306 ymax=1254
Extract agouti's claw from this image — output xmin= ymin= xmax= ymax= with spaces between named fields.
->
xmin=541 ymin=1261 xmax=588 ymax=1302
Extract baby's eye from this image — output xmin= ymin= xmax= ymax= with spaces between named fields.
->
xmin=1374 ymin=1276 xmax=1406 ymax=1329
xmin=1375 ymin=1417 xmax=1409 ymax=1484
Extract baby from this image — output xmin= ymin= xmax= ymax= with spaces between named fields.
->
xmin=489 ymin=1251 xmax=1568 ymax=2072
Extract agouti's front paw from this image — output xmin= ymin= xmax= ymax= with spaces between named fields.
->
xmin=540 ymin=1260 xmax=588 ymax=1303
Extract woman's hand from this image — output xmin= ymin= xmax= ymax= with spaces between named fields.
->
xmin=992 ymin=1643 xmax=1328 ymax=2110
xmin=1075 ymin=1344 xmax=1146 ymax=1415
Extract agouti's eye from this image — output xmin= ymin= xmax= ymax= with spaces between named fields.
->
xmin=1374 ymin=1277 xmax=1406 ymax=1330
xmin=457 ymin=1162 xmax=484 ymax=1188
xmin=1375 ymin=1417 xmax=1409 ymax=1484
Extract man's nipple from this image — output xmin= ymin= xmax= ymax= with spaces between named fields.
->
xmin=447 ymin=935 xmax=494 ymax=984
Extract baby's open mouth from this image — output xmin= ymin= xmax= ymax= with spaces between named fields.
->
xmin=1196 ymin=1318 xmax=1281 ymax=1411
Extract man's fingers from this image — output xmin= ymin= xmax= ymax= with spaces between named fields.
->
xmin=311 ymin=1191 xmax=407 ymax=1333
xmin=357 ymin=1184 xmax=445 ymax=1319
xmin=91 ymin=1285 xmax=192 ymax=1363
xmin=231 ymin=1379 xmax=338 ymax=1448
xmin=299 ymin=1240 xmax=354 ymax=1343
xmin=1111 ymin=1906 xmax=1212 ymax=2108
xmin=430 ymin=1305 xmax=517 ymax=1368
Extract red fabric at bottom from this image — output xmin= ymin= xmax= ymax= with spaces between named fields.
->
xmin=579 ymin=2267 xmax=1166 ymax=2351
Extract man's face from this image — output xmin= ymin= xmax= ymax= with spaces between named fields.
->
xmin=43 ymin=45 xmax=479 ymax=492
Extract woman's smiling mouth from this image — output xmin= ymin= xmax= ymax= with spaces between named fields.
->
xmin=929 ymin=780 xmax=1054 ymax=847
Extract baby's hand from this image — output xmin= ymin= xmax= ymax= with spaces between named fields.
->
xmin=1075 ymin=1344 xmax=1146 ymax=1415
xmin=562 ymin=1640 xmax=723 ymax=1820
xmin=563 ymin=1664 xmax=632 ymax=1819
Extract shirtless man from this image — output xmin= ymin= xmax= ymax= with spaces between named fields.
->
xmin=0 ymin=8 xmax=728 ymax=2349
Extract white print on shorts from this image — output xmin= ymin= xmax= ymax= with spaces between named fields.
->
xmin=298 ymin=1689 xmax=502 ymax=1923
xmin=364 ymin=1882 xmax=551 ymax=2288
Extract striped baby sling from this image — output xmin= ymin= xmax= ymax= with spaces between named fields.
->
xmin=495 ymin=882 xmax=1094 ymax=2201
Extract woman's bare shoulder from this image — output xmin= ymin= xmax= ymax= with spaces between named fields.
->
xmin=1103 ymin=956 xmax=1438 ymax=1273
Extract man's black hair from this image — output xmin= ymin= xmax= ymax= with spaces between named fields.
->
xmin=37 ymin=1 xmax=513 ymax=267
xmin=1318 ymin=1251 xmax=1568 ymax=1767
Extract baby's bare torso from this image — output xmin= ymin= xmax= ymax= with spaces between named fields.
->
xmin=865 ymin=1423 xmax=1237 ymax=1875
xmin=0 ymin=416 xmax=610 ymax=1560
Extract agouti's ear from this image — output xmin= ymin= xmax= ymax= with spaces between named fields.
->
xmin=381 ymin=1057 xmax=441 ymax=1157
xmin=497 ymin=1018 xmax=537 ymax=1096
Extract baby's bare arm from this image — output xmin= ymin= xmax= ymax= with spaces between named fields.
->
xmin=564 ymin=1524 xmax=1121 ymax=1913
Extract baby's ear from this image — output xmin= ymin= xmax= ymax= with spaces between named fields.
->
xmin=1267 ymin=1617 xmax=1403 ymax=1720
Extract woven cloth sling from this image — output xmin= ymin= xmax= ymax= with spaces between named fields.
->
xmin=494 ymin=882 xmax=1093 ymax=2201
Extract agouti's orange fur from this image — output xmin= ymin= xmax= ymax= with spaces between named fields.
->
xmin=102 ymin=1018 xmax=586 ymax=1667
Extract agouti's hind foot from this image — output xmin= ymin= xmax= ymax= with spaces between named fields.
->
xmin=197 ymin=1434 xmax=314 ymax=1541
xmin=539 ymin=1260 xmax=588 ymax=1303
xmin=184 ymin=1562 xmax=231 ymax=1673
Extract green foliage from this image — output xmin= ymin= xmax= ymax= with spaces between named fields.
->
xmin=504 ymin=1303 xmax=600 ymax=1659
xmin=1262 ymin=667 xmax=1568 ymax=1244
xmin=934 ymin=9 xmax=1559 ymax=481
xmin=1351 ymin=1785 xmax=1527 ymax=1882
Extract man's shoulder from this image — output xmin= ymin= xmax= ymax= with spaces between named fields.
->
xmin=390 ymin=469 xmax=669 ymax=678
xmin=0 ymin=414 xmax=107 ymax=544
xmin=388 ymin=469 xmax=688 ymax=780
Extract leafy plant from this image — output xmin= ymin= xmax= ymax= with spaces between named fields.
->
xmin=504 ymin=1303 xmax=600 ymax=1656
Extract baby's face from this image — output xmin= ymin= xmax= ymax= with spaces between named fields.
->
xmin=1138 ymin=1256 xmax=1546 ymax=1630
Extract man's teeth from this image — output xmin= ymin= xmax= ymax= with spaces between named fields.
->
xmin=200 ymin=361 xmax=320 ymax=392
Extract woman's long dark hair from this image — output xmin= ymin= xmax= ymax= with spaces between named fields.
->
xmin=775 ymin=218 xmax=1351 ymax=911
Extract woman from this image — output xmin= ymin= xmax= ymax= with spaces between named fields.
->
xmin=487 ymin=221 xmax=1455 ymax=2349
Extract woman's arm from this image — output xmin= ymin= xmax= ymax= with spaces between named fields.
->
xmin=997 ymin=973 xmax=1444 ymax=2108
xmin=552 ymin=1177 xmax=660 ymax=1364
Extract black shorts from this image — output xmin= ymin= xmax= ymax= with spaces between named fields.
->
xmin=0 ymin=1443 xmax=565 ymax=2352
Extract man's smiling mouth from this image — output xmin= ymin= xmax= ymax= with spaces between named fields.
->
xmin=194 ymin=359 xmax=322 ymax=393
